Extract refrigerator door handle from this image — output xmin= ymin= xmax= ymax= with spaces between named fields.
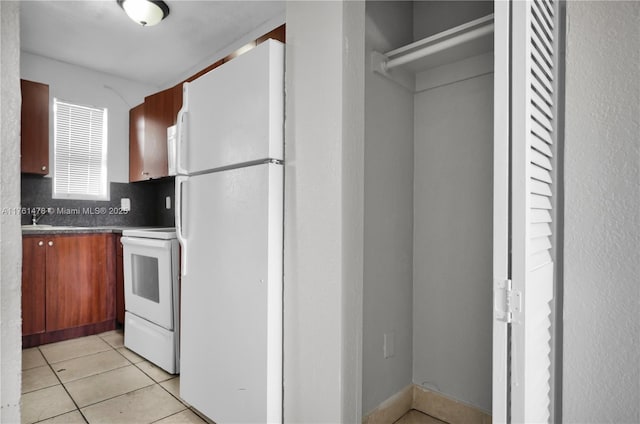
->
xmin=176 ymin=83 xmax=189 ymax=175
xmin=175 ymin=176 xmax=188 ymax=277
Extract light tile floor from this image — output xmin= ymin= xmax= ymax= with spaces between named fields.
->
xmin=24 ymin=333 xmax=448 ymax=424
xmin=21 ymin=330 xmax=209 ymax=424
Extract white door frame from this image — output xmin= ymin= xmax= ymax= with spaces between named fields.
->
xmin=492 ymin=1 xmax=511 ymax=423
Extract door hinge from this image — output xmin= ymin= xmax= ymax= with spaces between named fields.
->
xmin=494 ymin=279 xmax=522 ymax=323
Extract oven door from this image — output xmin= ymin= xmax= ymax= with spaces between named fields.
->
xmin=122 ymin=236 xmax=176 ymax=331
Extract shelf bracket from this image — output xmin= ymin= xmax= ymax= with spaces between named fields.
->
xmin=371 ymin=51 xmax=415 ymax=92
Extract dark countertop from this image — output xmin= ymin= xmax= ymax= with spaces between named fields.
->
xmin=21 ymin=226 xmax=151 ymax=235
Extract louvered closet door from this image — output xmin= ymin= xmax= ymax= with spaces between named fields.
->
xmin=493 ymin=0 xmax=558 ymax=423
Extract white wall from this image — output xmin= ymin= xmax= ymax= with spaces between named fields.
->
xmin=412 ymin=1 xmax=493 ymax=413
xmin=563 ymin=1 xmax=640 ymax=422
xmin=413 ymin=1 xmax=493 ymax=40
xmin=283 ymin=2 xmax=365 ymax=422
xmin=170 ymin=14 xmax=285 ymax=87
xmin=361 ymin=2 xmax=494 ymax=414
xmin=413 ymin=71 xmax=493 ymax=412
xmin=362 ymin=0 xmax=415 ymax=415
xmin=342 ymin=1 xmax=366 ymax=420
xmin=0 ymin=2 xmax=23 ymax=422
xmin=20 ymin=52 xmax=158 ymax=184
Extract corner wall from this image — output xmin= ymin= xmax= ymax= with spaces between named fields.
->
xmin=0 ymin=1 xmax=23 ymax=422
xmin=362 ymin=0 xmax=415 ymax=415
xmin=563 ymin=1 xmax=640 ymax=422
xmin=412 ymin=71 xmax=493 ymax=413
xmin=283 ymin=2 xmax=365 ymax=422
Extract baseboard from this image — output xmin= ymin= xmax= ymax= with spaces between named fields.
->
xmin=22 ymin=319 xmax=116 ymax=348
xmin=362 ymin=384 xmax=413 ymax=424
xmin=362 ymin=384 xmax=491 ymax=424
xmin=412 ymin=386 xmax=492 ymax=424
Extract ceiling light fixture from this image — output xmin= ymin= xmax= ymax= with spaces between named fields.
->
xmin=117 ymin=0 xmax=169 ymax=27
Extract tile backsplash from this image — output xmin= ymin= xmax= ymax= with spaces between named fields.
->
xmin=21 ymin=175 xmax=175 ymax=227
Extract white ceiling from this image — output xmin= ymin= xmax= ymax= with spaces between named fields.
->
xmin=20 ymin=0 xmax=285 ymax=88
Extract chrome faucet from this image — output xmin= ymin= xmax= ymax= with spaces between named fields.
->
xmin=31 ymin=209 xmax=49 ymax=225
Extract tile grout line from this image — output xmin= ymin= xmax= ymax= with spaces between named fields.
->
xmin=189 ymin=406 xmax=215 ymax=424
xmin=77 ymin=333 xmax=182 ymax=417
xmin=66 ymin=369 xmax=156 ymax=410
xmin=129 ymin=359 xmax=190 ymax=422
xmin=20 ymin=364 xmax=60 ymax=395
xmin=107 ymin=333 xmax=209 ymax=423
xmin=36 ymin=346 xmax=90 ymax=424
xmin=69 ymin=337 xmax=124 ymax=423
xmin=50 ymin=354 xmax=132 ymax=385
xmin=129 ymin=357 xmax=177 ymax=386
xmin=42 ymin=348 xmax=113 ymax=367
xmin=148 ymin=407 xmax=188 ymax=424
xmin=39 ymin=334 xmax=114 ymax=364
xmin=26 ymin=331 xmax=193 ymax=424
xmin=33 ymin=333 xmax=126 ymax=423
xmin=117 ymin=338 xmax=199 ymax=422
xmin=154 ymin=376 xmax=189 ymax=408
xmin=61 ymin=334 xmax=155 ymax=413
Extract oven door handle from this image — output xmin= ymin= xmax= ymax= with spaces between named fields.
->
xmin=120 ymin=237 xmax=172 ymax=249
xmin=175 ymin=175 xmax=188 ymax=277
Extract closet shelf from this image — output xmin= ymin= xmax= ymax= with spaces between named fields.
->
xmin=372 ymin=14 xmax=494 ymax=90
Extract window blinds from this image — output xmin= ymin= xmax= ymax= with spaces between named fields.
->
xmin=53 ymin=99 xmax=108 ymax=200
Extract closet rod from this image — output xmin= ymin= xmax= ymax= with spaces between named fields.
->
xmin=385 ymin=22 xmax=494 ymax=70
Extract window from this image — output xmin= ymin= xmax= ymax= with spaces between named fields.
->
xmin=53 ymin=98 xmax=109 ymax=200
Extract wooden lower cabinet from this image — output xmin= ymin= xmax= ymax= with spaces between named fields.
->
xmin=45 ymin=235 xmax=114 ymax=331
xmin=21 ymin=237 xmax=46 ymax=336
xmin=22 ymin=234 xmax=116 ymax=347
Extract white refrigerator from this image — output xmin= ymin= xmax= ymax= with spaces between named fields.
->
xmin=175 ymin=39 xmax=284 ymax=424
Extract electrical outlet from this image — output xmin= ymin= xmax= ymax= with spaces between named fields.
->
xmin=165 ymin=196 xmax=171 ymax=209
xmin=121 ymin=198 xmax=131 ymax=212
xmin=384 ymin=332 xmax=395 ymax=359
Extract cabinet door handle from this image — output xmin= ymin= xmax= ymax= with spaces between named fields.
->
xmin=38 ymin=241 xmax=44 ymax=247
xmin=48 ymin=241 xmax=54 ymax=247
xmin=41 ymin=165 xmax=47 ymax=171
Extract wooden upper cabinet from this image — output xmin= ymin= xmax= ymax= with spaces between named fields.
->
xmin=22 ymin=237 xmax=47 ymax=336
xmin=172 ymin=83 xmax=183 ymax=121
xmin=256 ymin=24 xmax=285 ymax=44
xmin=20 ymin=79 xmax=49 ymax=175
xmin=142 ymin=88 xmax=172 ymax=179
xmin=184 ymin=24 xmax=285 ymax=83
xmin=129 ymin=103 xmax=146 ymax=182
xmin=128 ymin=24 xmax=284 ymax=182
xmin=130 ymin=84 xmax=181 ymax=182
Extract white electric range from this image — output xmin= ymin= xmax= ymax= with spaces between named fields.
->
xmin=121 ymin=227 xmax=180 ymax=374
